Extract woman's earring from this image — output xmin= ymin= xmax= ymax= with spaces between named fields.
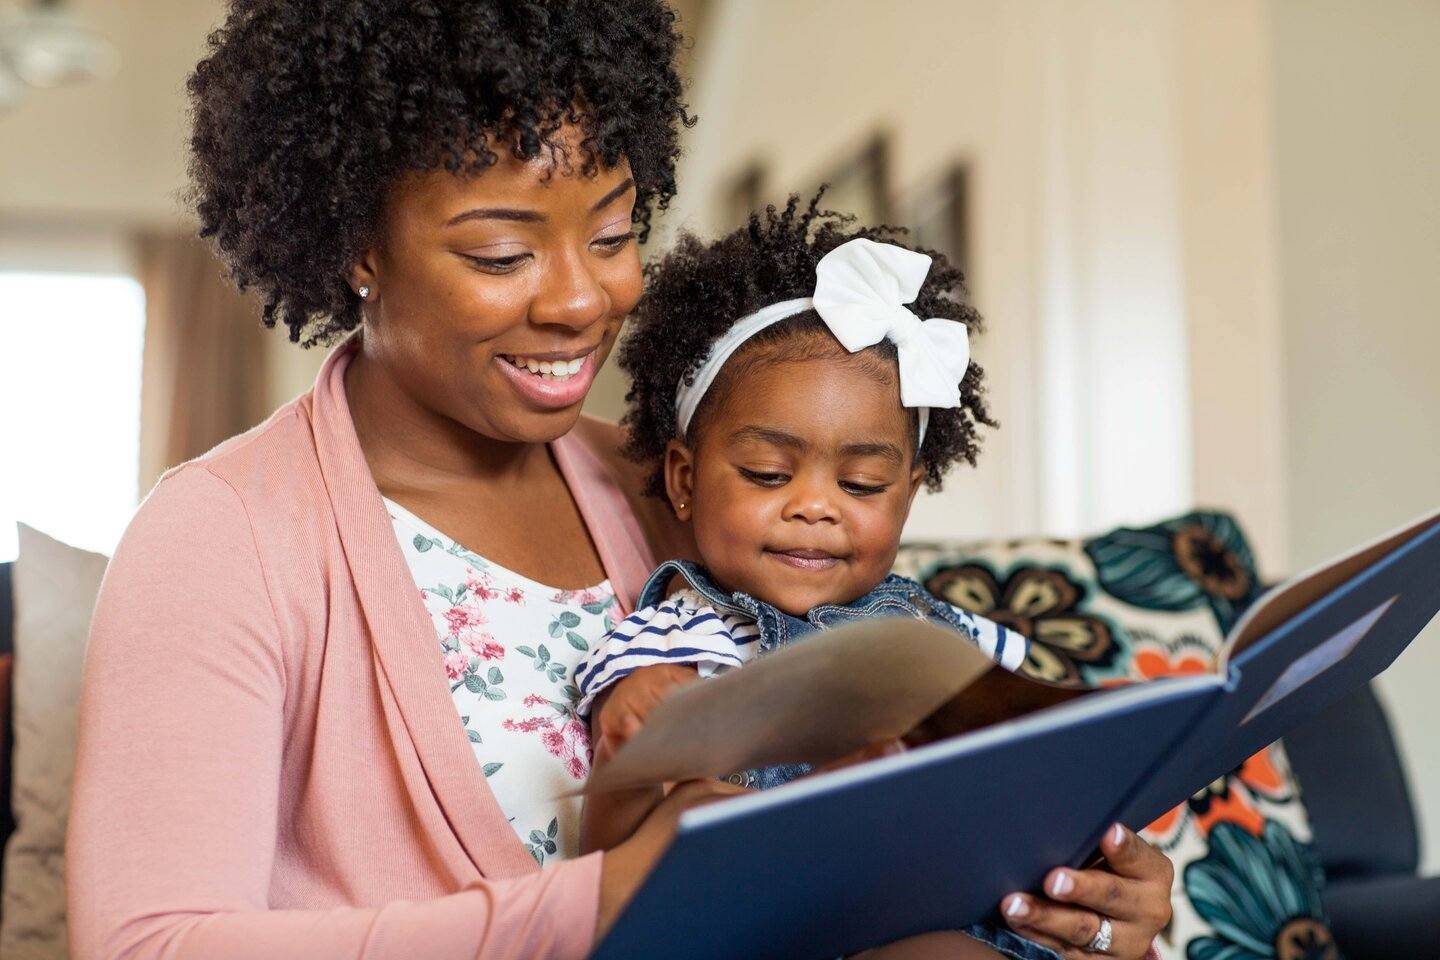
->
xmin=677 ymin=502 xmax=688 ymax=513
xmin=357 ymin=285 xmax=371 ymax=300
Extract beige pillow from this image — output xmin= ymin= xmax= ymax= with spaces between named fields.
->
xmin=1 ymin=525 xmax=108 ymax=960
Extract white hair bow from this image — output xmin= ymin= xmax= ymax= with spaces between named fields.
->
xmin=674 ymin=237 xmax=971 ymax=447
xmin=812 ymin=238 xmax=971 ymax=413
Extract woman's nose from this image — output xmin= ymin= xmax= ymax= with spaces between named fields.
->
xmin=529 ymin=248 xmax=609 ymax=330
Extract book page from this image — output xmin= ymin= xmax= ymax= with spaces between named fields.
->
xmin=586 ymin=617 xmax=1076 ymax=794
xmin=1225 ymin=507 xmax=1440 ymax=661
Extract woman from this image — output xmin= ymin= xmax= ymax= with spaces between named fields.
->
xmin=66 ymin=3 xmax=1173 ymax=958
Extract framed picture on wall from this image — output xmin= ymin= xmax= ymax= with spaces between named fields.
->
xmin=899 ymin=162 xmax=971 ymax=286
xmin=809 ymin=133 xmax=892 ymax=225
xmin=723 ymin=161 xmax=767 ymax=230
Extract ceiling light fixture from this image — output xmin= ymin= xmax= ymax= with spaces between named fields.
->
xmin=0 ymin=0 xmax=118 ymax=110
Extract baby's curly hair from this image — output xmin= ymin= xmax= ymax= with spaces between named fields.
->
xmin=619 ymin=193 xmax=996 ymax=496
xmin=188 ymin=0 xmax=690 ymax=346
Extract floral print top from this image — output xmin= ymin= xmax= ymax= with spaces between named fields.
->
xmin=385 ymin=498 xmax=618 ymax=865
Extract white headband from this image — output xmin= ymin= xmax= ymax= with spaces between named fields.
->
xmin=674 ymin=237 xmax=971 ymax=448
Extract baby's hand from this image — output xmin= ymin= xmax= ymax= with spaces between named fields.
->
xmin=593 ymin=663 xmax=700 ymax=755
xmin=582 ymin=664 xmax=701 ymax=854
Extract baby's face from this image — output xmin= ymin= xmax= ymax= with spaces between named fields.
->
xmin=667 ymin=350 xmax=923 ymax=616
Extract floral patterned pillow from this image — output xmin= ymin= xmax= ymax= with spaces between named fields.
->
xmin=894 ymin=512 xmax=1343 ymax=960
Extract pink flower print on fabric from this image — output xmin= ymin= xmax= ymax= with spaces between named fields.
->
xmin=463 ymin=632 xmax=505 ymax=661
xmin=443 ymin=604 xmax=485 ymax=636
xmin=503 ymin=702 xmax=592 ymax=781
xmin=502 ymin=716 xmax=551 ymax=734
xmin=443 ymin=649 xmax=469 ymax=681
xmin=466 ymin=569 xmax=501 ymax=603
xmin=553 ymin=587 xmax=605 ymax=607
xmin=504 ymin=587 xmax=526 ymax=604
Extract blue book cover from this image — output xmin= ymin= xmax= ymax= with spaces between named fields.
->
xmin=590 ymin=509 xmax=1440 ymax=960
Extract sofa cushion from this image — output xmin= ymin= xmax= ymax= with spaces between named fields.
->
xmin=1 ymin=525 xmax=108 ymax=960
xmin=894 ymin=511 xmax=1344 ymax=960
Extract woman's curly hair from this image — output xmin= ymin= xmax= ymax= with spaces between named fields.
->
xmin=619 ymin=193 xmax=996 ymax=496
xmin=188 ymin=0 xmax=691 ymax=346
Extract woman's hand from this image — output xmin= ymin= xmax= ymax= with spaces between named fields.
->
xmin=998 ymin=823 xmax=1172 ymax=959
xmin=596 ymin=778 xmax=749 ymax=939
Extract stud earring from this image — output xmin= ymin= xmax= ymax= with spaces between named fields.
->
xmin=357 ymin=285 xmax=371 ymax=300
xmin=677 ymin=502 xmax=688 ymax=512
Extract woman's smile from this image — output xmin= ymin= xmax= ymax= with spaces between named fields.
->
xmin=494 ymin=345 xmax=602 ymax=410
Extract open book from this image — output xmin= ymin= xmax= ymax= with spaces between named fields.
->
xmin=590 ymin=507 xmax=1440 ymax=960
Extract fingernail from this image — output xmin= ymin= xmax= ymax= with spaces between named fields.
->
xmin=1049 ymin=871 xmax=1074 ymax=897
xmin=1111 ymin=823 xmax=1127 ymax=847
xmin=1004 ymin=895 xmax=1030 ymax=918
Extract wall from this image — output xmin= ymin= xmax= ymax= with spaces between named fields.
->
xmin=1271 ymin=0 xmax=1440 ymax=872
xmin=1177 ymin=2 xmax=1288 ymax=574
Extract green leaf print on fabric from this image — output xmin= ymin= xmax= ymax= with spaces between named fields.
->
xmin=525 ymin=818 xmax=560 ymax=864
xmin=410 ymin=529 xmax=490 ymax=570
xmin=548 ymin=609 xmax=588 ymax=642
xmin=453 ymin=667 xmax=507 ymax=701
xmin=519 ymin=643 xmax=567 ymax=681
xmin=482 ymin=762 xmax=503 ymax=777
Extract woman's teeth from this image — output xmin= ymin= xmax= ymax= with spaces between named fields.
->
xmin=503 ymin=355 xmax=584 ymax=380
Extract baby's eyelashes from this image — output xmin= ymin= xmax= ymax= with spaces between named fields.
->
xmin=738 ymin=467 xmax=790 ymax=487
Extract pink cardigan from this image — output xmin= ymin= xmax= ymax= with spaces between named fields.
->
xmin=67 ymin=344 xmax=656 ymax=960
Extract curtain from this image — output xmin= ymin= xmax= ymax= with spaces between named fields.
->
xmin=136 ymin=232 xmax=270 ymax=492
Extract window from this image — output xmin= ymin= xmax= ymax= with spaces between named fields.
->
xmin=0 ymin=272 xmax=146 ymax=560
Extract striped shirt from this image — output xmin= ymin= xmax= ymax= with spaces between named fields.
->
xmin=575 ymin=588 xmax=1028 ymax=716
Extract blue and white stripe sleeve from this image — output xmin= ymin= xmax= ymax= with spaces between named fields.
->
xmin=574 ymin=590 xmax=762 ymax=717
xmin=947 ymin=606 xmax=1030 ymax=674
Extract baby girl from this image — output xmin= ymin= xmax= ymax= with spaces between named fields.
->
xmin=573 ymin=196 xmax=1084 ymax=959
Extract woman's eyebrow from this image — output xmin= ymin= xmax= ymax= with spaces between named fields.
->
xmin=591 ymin=177 xmax=636 ymax=212
xmin=446 ymin=207 xmax=545 ymax=226
xmin=442 ymin=177 xmax=634 ymax=227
